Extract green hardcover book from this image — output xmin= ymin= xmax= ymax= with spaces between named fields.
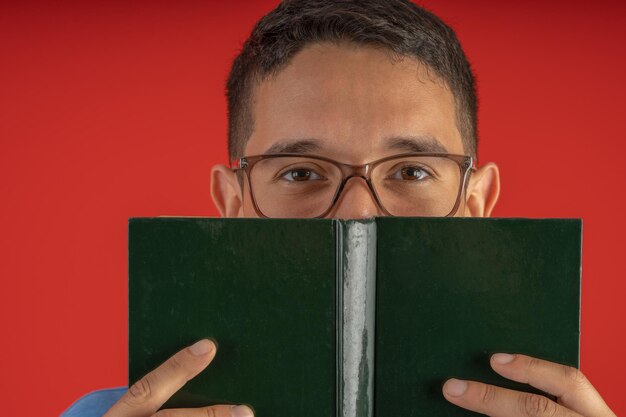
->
xmin=129 ymin=217 xmax=581 ymax=417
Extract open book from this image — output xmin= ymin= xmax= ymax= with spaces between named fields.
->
xmin=129 ymin=217 xmax=580 ymax=417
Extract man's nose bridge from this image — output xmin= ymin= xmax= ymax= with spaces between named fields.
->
xmin=338 ymin=175 xmax=379 ymax=206
xmin=329 ymin=175 xmax=381 ymax=219
xmin=336 ymin=163 xmax=375 ymax=199
xmin=342 ymin=174 xmax=374 ymax=196
xmin=345 ymin=173 xmax=368 ymax=184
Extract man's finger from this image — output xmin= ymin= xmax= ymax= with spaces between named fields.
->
xmin=442 ymin=378 xmax=582 ymax=417
xmin=153 ymin=404 xmax=254 ymax=417
xmin=489 ymin=353 xmax=615 ymax=417
xmin=104 ymin=339 xmax=217 ymax=417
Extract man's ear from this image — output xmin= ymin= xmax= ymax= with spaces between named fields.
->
xmin=464 ymin=162 xmax=500 ymax=217
xmin=210 ymin=164 xmax=244 ymax=217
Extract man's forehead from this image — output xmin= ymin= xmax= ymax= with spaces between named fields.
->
xmin=245 ymin=42 xmax=465 ymax=159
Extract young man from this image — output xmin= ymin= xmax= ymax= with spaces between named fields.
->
xmin=63 ymin=1 xmax=615 ymax=416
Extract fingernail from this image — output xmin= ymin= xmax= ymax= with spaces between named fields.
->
xmin=444 ymin=378 xmax=468 ymax=397
xmin=492 ymin=353 xmax=515 ymax=365
xmin=230 ymin=405 xmax=254 ymax=417
xmin=189 ymin=339 xmax=213 ymax=356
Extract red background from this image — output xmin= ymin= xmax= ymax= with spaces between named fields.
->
xmin=1 ymin=1 xmax=625 ymax=416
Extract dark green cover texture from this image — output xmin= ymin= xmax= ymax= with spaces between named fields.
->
xmin=129 ymin=217 xmax=581 ymax=417
xmin=374 ymin=218 xmax=580 ymax=417
xmin=129 ymin=218 xmax=337 ymax=416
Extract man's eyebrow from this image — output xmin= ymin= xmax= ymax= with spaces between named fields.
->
xmin=263 ymin=139 xmax=322 ymax=154
xmin=386 ymin=136 xmax=449 ymax=153
xmin=262 ymin=136 xmax=448 ymax=155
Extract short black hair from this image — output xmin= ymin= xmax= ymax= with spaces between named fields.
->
xmin=226 ymin=0 xmax=477 ymax=160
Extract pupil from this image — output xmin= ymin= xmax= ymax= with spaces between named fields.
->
xmin=292 ymin=169 xmax=311 ymax=180
xmin=402 ymin=167 xmax=418 ymax=180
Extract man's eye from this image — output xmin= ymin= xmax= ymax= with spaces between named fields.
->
xmin=392 ymin=166 xmax=430 ymax=181
xmin=280 ymin=168 xmax=323 ymax=182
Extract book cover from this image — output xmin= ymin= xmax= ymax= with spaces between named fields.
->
xmin=128 ymin=217 xmax=581 ymax=417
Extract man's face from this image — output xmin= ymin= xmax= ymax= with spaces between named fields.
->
xmin=212 ymin=43 xmax=499 ymax=218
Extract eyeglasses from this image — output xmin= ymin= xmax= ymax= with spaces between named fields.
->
xmin=231 ymin=153 xmax=473 ymax=218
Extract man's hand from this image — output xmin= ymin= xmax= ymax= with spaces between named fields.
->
xmin=443 ymin=353 xmax=615 ymax=417
xmin=104 ymin=339 xmax=254 ymax=417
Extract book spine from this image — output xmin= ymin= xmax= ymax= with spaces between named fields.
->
xmin=337 ymin=220 xmax=377 ymax=417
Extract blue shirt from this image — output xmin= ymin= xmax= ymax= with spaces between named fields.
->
xmin=61 ymin=388 xmax=125 ymax=417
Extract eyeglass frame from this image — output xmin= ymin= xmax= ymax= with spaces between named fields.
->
xmin=231 ymin=152 xmax=475 ymax=218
